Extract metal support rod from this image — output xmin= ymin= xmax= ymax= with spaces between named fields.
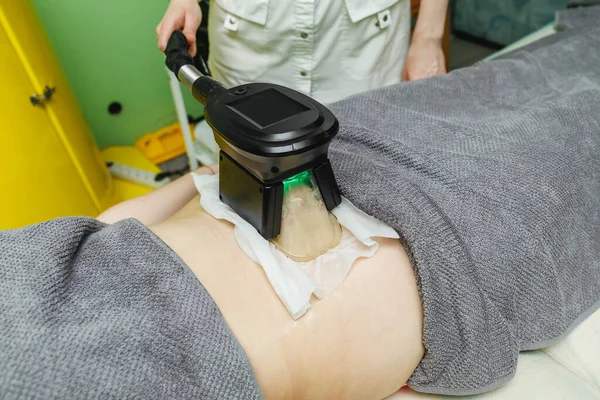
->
xmin=167 ymin=67 xmax=198 ymax=171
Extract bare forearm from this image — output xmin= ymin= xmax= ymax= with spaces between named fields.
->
xmin=97 ymin=165 xmax=215 ymax=225
xmin=412 ymin=0 xmax=448 ymax=42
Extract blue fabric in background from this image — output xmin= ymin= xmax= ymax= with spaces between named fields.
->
xmin=452 ymin=0 xmax=568 ymax=45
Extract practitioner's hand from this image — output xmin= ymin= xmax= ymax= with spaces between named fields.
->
xmin=402 ymin=37 xmax=447 ymax=82
xmin=156 ymin=0 xmax=202 ymax=57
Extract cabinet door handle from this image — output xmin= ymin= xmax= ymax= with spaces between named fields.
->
xmin=30 ymin=85 xmax=56 ymax=106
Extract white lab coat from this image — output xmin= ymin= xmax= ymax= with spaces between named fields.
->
xmin=207 ymin=0 xmax=411 ymax=103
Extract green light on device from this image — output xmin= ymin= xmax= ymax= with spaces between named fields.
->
xmin=283 ymin=170 xmax=313 ymax=194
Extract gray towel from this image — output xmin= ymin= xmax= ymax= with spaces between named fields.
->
xmin=328 ymin=16 xmax=600 ymax=396
xmin=0 ymin=218 xmax=262 ymax=399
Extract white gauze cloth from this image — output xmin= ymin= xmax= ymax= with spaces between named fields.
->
xmin=192 ymin=173 xmax=399 ymax=319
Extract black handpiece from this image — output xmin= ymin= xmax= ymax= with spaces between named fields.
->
xmin=163 ymin=31 xmax=342 ymax=239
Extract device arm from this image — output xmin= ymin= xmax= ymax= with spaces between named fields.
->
xmin=164 ymin=29 xmax=195 ymax=76
xmin=164 ymin=30 xmax=226 ymax=105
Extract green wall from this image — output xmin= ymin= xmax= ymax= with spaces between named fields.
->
xmin=32 ymin=0 xmax=202 ymax=149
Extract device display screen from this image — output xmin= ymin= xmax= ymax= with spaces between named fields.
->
xmin=229 ymin=88 xmax=310 ymax=128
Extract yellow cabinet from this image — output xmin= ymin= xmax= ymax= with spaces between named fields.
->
xmin=0 ymin=0 xmax=116 ymax=229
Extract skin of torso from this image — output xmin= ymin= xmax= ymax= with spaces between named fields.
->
xmin=149 ymin=196 xmax=424 ymax=400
